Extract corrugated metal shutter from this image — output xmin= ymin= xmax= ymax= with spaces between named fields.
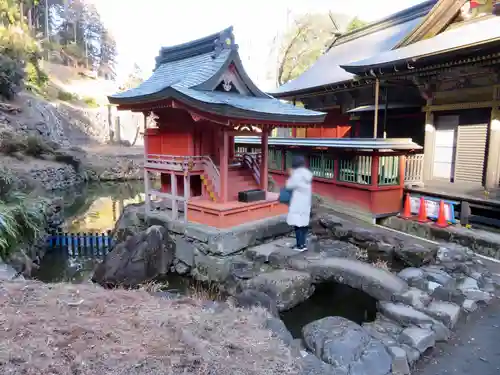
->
xmin=454 ymin=123 xmax=488 ymax=184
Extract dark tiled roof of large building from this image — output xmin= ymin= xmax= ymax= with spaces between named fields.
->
xmin=108 ymin=27 xmax=325 ymax=124
xmin=270 ymin=0 xmax=438 ymax=98
xmin=341 ymin=15 xmax=500 ymax=75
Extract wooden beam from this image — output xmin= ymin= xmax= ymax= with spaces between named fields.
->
xmin=422 ymin=101 xmax=497 ymax=112
xmin=395 ymin=0 xmax=468 ymax=48
xmin=227 ymin=130 xmax=261 ymax=136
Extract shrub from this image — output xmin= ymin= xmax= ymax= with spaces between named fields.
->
xmin=25 ymin=135 xmax=55 ymax=157
xmin=0 ymin=130 xmax=26 ymax=155
xmin=0 ymin=193 xmax=49 ymax=259
xmin=57 ymin=89 xmax=78 ymax=102
xmin=25 ymin=61 xmax=49 ymax=89
xmin=0 ymin=54 xmax=25 ymax=99
xmin=83 ymin=96 xmax=99 ymax=108
xmin=54 ymin=150 xmax=81 ymax=171
xmin=0 ymin=24 xmax=41 ymax=100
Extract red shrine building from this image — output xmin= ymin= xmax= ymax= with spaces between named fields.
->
xmin=108 ymin=27 xmax=326 ymax=228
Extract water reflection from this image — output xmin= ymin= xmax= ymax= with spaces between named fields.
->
xmin=59 ymin=182 xmax=144 ymax=233
xmin=33 ymin=182 xmax=144 ymax=283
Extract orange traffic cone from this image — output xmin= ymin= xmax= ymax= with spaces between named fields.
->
xmin=400 ymin=193 xmax=412 ymax=219
xmin=417 ymin=196 xmax=430 ymax=223
xmin=435 ymin=200 xmax=449 ymax=228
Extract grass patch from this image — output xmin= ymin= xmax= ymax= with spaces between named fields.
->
xmin=83 ymin=96 xmax=99 ymax=108
xmin=0 ymin=168 xmax=50 ymax=259
xmin=0 ymin=130 xmax=26 ymax=155
xmin=57 ymin=89 xmax=78 ymax=102
xmin=25 ymin=134 xmax=56 ymax=157
xmin=0 ymin=281 xmax=297 ymax=374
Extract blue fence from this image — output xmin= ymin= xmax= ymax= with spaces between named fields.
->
xmin=46 ymin=230 xmax=114 ymax=256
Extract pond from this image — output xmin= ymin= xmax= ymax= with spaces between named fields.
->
xmin=32 ymin=182 xmax=144 ymax=283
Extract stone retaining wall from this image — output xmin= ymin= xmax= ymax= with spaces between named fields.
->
xmin=30 ymin=165 xmax=84 ymax=190
xmin=382 ymin=217 xmax=500 ymax=260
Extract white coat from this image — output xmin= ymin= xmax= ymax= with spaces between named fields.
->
xmin=285 ymin=167 xmax=313 ymax=227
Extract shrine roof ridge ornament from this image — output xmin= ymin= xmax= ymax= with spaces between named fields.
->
xmin=155 ymin=26 xmax=236 ymax=68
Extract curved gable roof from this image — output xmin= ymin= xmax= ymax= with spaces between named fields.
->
xmin=108 ymin=27 xmax=325 ymax=124
xmin=270 ymin=0 xmax=437 ymax=98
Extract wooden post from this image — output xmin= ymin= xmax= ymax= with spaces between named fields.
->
xmin=144 ymin=170 xmax=151 ymax=214
xmin=261 ymin=127 xmax=269 ymax=192
xmin=220 ymin=130 xmax=229 ymax=203
xmin=486 ymin=87 xmax=500 ymax=189
xmin=399 ymin=155 xmax=406 ymax=188
xmin=383 ymin=87 xmax=389 ymax=139
xmin=171 ymin=173 xmax=178 ymax=220
xmin=184 ymin=172 xmax=190 ymax=223
xmin=115 ymin=116 xmax=121 ymax=143
xmin=107 ymin=105 xmax=114 ymax=142
xmin=143 ymin=112 xmax=148 ymax=167
xmin=371 ymin=154 xmax=379 ymax=187
xmin=423 ymin=99 xmax=435 ymax=182
xmin=373 ymin=78 xmax=380 ymax=138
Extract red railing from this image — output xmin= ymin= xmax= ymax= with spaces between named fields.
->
xmin=241 ymin=153 xmax=260 ymax=186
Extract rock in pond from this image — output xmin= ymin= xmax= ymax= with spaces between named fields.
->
xmin=92 ymin=225 xmax=175 ymax=286
xmin=302 ymin=316 xmax=392 ymax=375
xmin=241 ymin=269 xmax=314 ymax=311
xmin=378 ymin=302 xmax=450 ymax=341
xmin=111 ymin=203 xmax=146 ymax=243
xmin=299 ymin=353 xmax=347 ymax=375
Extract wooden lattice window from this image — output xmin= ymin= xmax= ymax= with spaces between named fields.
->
xmin=338 ymin=155 xmax=372 ymax=185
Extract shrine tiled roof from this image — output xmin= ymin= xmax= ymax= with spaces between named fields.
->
xmin=270 ymin=0 xmax=437 ymax=98
xmin=341 ymin=16 xmax=500 ymax=75
xmin=108 ymin=27 xmax=325 ymax=124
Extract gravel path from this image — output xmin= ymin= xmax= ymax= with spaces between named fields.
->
xmin=415 ymin=296 xmax=500 ymax=375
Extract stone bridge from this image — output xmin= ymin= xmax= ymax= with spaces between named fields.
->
xmin=287 ymin=256 xmax=409 ymax=301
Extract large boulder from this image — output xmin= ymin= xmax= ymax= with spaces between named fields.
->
xmin=234 ymin=289 xmax=279 ymax=317
xmin=394 ymin=243 xmax=438 ymax=268
xmin=93 ymin=225 xmax=175 ymax=286
xmin=302 ymin=316 xmax=392 ymax=375
xmin=241 ymin=269 xmax=315 ymax=311
xmin=112 ymin=203 xmax=147 ymax=243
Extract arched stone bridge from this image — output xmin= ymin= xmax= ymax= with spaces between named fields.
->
xmin=287 ymin=256 xmax=409 ymax=302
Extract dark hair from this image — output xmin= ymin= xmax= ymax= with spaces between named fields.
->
xmin=291 ymin=155 xmax=306 ymax=169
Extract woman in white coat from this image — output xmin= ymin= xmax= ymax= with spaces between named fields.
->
xmin=285 ymin=155 xmax=313 ymax=250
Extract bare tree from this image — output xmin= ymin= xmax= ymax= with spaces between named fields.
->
xmin=275 ymin=13 xmax=367 ymax=86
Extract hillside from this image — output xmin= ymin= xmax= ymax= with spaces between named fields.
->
xmin=0 ymin=62 xmax=144 ymax=192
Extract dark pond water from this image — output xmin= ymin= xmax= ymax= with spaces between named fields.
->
xmin=32 ymin=182 xmax=144 ymax=283
xmin=280 ymin=282 xmax=377 ymax=338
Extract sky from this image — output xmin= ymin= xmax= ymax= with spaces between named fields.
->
xmin=91 ymin=0 xmax=426 ymax=90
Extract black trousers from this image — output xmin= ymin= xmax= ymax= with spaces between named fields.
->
xmin=294 ymin=226 xmax=308 ymax=248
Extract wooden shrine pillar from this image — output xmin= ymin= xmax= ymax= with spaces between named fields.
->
xmin=371 ymin=153 xmax=379 ymax=187
xmin=220 ymin=130 xmax=229 ymax=203
xmin=260 ymin=128 xmax=269 ymax=192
